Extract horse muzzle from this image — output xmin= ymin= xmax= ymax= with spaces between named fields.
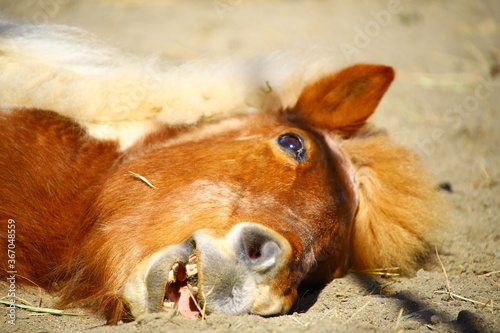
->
xmin=123 ymin=222 xmax=296 ymax=319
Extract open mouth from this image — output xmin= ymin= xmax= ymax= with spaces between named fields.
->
xmin=162 ymin=253 xmax=201 ymax=319
xmin=123 ymin=223 xmax=294 ymax=321
xmin=123 ymin=238 xmax=203 ymax=320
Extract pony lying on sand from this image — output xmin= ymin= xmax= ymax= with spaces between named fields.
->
xmin=0 ymin=21 xmax=444 ymax=324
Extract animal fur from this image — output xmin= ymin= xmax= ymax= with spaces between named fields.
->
xmin=345 ymin=129 xmax=445 ymax=274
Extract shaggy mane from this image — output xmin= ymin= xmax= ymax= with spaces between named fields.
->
xmin=0 ymin=20 xmax=344 ymax=149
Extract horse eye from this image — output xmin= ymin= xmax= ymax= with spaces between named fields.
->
xmin=277 ymin=133 xmax=307 ymax=162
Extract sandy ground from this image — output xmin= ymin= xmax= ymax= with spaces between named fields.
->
xmin=0 ymin=0 xmax=499 ymax=332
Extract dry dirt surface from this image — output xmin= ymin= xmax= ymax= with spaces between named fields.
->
xmin=0 ymin=1 xmax=499 ymax=332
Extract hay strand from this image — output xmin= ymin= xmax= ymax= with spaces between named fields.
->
xmin=128 ymin=171 xmax=159 ymax=189
xmin=0 ymin=301 xmax=87 ymax=317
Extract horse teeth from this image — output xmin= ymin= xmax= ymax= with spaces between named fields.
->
xmin=163 ymin=301 xmax=175 ymax=309
xmin=188 ymin=254 xmax=197 ymax=262
xmin=168 ymin=269 xmax=176 ymax=283
xmin=185 ymin=263 xmax=197 ymax=277
xmin=168 ymin=263 xmax=179 ymax=283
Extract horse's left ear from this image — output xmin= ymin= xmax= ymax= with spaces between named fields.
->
xmin=291 ymin=64 xmax=395 ymax=137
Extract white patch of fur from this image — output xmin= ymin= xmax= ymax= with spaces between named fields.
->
xmin=0 ymin=20 xmax=344 ymax=148
xmin=154 ymin=116 xmax=262 ymax=152
xmin=86 ymin=120 xmax=162 ymax=150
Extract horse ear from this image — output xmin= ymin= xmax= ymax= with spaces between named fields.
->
xmin=291 ymin=64 xmax=395 ymax=137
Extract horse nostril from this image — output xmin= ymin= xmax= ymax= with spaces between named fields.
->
xmin=239 ymin=226 xmax=283 ymax=273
